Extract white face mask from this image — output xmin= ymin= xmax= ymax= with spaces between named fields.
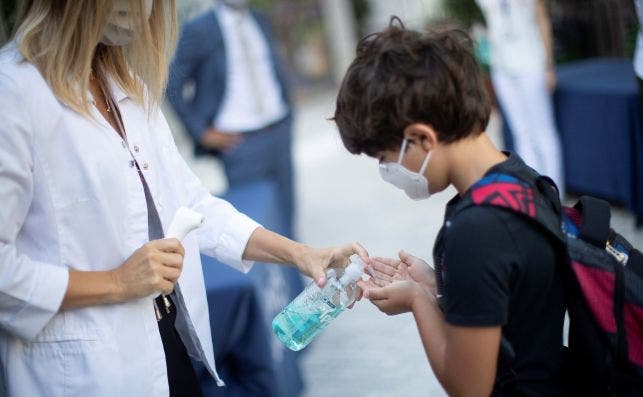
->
xmin=379 ymin=139 xmax=433 ymax=201
xmin=100 ymin=0 xmax=153 ymax=46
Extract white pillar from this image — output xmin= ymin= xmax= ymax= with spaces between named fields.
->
xmin=321 ymin=0 xmax=358 ymax=84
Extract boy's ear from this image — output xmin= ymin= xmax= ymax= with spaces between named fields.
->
xmin=403 ymin=123 xmax=439 ymax=151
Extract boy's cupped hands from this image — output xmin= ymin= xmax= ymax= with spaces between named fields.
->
xmin=358 ymin=251 xmax=437 ymax=315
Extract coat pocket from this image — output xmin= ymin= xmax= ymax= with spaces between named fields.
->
xmin=20 ymin=314 xmax=124 ymax=397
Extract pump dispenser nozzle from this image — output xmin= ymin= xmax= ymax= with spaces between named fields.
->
xmin=339 ymin=255 xmax=367 ymax=286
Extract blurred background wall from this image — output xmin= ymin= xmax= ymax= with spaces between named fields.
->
xmin=1 ymin=0 xmax=637 ymax=93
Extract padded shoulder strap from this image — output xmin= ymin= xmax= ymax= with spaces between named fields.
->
xmin=574 ymin=196 xmax=611 ymax=248
xmin=455 ymin=172 xmax=565 ymax=244
xmin=629 ymin=249 xmax=643 ymax=280
xmin=535 ymin=176 xmax=562 ymax=215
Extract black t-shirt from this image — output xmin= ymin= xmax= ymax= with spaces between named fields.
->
xmin=434 ymin=153 xmax=566 ymax=396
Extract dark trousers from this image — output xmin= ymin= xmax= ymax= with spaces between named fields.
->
xmin=157 ymin=295 xmax=204 ymax=397
xmin=221 ymin=116 xmax=295 ymax=238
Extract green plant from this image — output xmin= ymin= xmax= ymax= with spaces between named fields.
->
xmin=1 ymin=0 xmax=26 ymax=46
xmin=442 ymin=0 xmax=485 ymax=28
xmin=351 ymin=0 xmax=371 ymax=38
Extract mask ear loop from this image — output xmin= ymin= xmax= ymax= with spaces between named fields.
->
xmin=397 ymin=139 xmax=408 ymax=164
xmin=418 ymin=149 xmax=432 ymax=175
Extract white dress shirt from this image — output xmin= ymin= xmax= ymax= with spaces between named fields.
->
xmin=214 ymin=5 xmax=288 ymax=133
xmin=0 ymin=43 xmax=261 ymax=396
xmin=476 ymin=0 xmax=547 ymax=75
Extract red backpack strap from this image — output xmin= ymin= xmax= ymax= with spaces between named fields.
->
xmin=460 ymin=173 xmax=565 ymax=244
xmin=469 ymin=173 xmax=537 ymax=218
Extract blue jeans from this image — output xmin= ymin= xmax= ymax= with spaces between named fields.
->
xmin=221 ymin=116 xmax=295 ymax=238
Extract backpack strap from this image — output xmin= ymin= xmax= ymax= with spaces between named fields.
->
xmin=535 ymin=176 xmax=562 ymax=215
xmin=612 ymin=253 xmax=628 ymax=371
xmin=459 ymin=172 xmax=566 ymax=244
xmin=574 ymin=196 xmax=611 ymax=248
xmin=630 ymin=249 xmax=643 ymax=280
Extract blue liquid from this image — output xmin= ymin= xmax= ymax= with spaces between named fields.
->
xmin=272 ymin=299 xmax=343 ymax=351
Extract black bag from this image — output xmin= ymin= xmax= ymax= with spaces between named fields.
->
xmin=458 ymin=171 xmax=643 ymax=396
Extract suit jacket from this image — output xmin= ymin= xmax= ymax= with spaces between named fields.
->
xmin=167 ymin=8 xmax=292 ymax=156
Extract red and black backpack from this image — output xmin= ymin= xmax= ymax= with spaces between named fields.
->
xmin=459 ymin=171 xmax=643 ymax=396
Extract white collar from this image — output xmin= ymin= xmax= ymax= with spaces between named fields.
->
xmin=106 ymin=75 xmax=128 ymax=103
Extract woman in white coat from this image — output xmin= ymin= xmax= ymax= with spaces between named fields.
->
xmin=0 ymin=1 xmax=367 ymax=396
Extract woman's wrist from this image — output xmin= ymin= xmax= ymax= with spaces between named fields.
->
xmin=106 ymin=268 xmax=127 ymax=303
xmin=243 ymin=228 xmax=312 ymax=267
xmin=290 ymin=242 xmax=313 ymax=268
xmin=63 ymin=269 xmax=127 ymax=309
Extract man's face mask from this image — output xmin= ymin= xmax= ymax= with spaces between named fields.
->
xmin=379 ymin=139 xmax=433 ymax=201
xmin=100 ymin=0 xmax=153 ymax=46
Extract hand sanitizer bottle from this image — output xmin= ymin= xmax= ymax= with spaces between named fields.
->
xmin=272 ymin=255 xmax=366 ymax=351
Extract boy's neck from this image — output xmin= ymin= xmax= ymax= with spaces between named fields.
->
xmin=446 ymin=132 xmax=507 ymax=196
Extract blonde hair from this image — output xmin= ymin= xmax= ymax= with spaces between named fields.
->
xmin=15 ymin=0 xmax=177 ymax=114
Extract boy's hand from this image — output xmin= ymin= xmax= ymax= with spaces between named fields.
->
xmin=365 ymin=256 xmax=400 ymax=287
xmin=367 ymin=251 xmax=437 ymax=297
xmin=398 ymin=251 xmax=437 ymax=297
xmin=363 ymin=280 xmax=425 ymax=315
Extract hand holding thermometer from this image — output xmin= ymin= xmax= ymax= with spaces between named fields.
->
xmin=156 ymin=207 xmax=204 ymax=318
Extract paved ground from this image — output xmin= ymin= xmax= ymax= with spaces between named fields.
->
xmin=166 ymin=90 xmax=643 ymax=397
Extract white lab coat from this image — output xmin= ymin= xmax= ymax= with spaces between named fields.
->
xmin=0 ymin=43 xmax=261 ymax=396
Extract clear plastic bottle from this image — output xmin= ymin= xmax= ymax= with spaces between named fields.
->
xmin=272 ymin=255 xmax=366 ymax=351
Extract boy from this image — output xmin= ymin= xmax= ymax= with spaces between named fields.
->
xmin=334 ymin=19 xmax=566 ymax=396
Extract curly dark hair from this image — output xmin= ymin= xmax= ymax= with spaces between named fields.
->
xmin=333 ymin=17 xmax=491 ymax=156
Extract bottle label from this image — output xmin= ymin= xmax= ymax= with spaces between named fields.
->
xmin=322 ymin=296 xmax=336 ymax=309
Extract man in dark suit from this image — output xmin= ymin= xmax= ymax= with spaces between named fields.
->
xmin=168 ymin=0 xmax=295 ymax=238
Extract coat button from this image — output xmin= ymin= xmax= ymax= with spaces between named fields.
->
xmin=143 ymin=162 xmax=149 ymax=170
xmin=129 ymin=160 xmax=135 ymax=168
xmin=133 ymin=145 xmax=140 ymax=153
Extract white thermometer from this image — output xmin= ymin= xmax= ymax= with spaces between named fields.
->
xmin=156 ymin=207 xmax=203 ymax=319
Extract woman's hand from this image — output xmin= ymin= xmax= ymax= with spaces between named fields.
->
xmin=241 ymin=228 xmax=368 ymax=289
xmin=363 ymin=280 xmax=428 ymax=316
xmin=296 ymin=242 xmax=369 ymax=287
xmin=110 ymin=238 xmax=185 ymax=300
